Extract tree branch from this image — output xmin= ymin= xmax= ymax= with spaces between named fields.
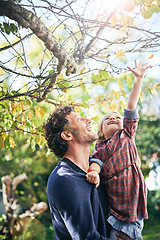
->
xmin=0 ymin=0 xmax=77 ymax=77
xmin=0 ymin=33 xmax=33 ymax=52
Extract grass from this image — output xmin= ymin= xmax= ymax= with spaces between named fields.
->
xmin=143 ymin=219 xmax=160 ymax=240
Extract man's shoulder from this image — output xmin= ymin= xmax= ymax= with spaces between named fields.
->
xmin=47 ymin=162 xmax=92 ymax=209
xmin=47 ymin=160 xmax=87 ymax=192
xmin=48 ymin=161 xmax=74 ymax=185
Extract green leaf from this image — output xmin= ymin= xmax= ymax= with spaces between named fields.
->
xmin=151 ymin=1 xmax=160 ymax=12
xmin=81 ymin=95 xmax=90 ymax=101
xmin=91 ymin=73 xmax=97 ymax=84
xmin=141 ymin=6 xmax=153 ymax=19
xmin=82 ymin=100 xmax=88 ymax=108
xmin=3 ymin=22 xmax=11 ymax=35
xmin=99 ymin=70 xmax=110 ymax=80
xmin=126 ymin=74 xmax=133 ymax=87
xmin=116 ymin=78 xmax=123 ymax=89
xmin=49 ymin=69 xmax=54 ymax=74
xmin=57 ymin=80 xmax=70 ymax=92
xmin=91 ymin=73 xmax=104 ymax=85
xmin=10 ymin=23 xmax=18 ymax=33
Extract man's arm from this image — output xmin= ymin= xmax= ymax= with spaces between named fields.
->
xmin=127 ymin=60 xmax=151 ymax=110
xmin=117 ymin=232 xmax=134 ymax=240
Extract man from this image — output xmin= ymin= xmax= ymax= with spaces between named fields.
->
xmin=43 ymin=105 xmax=133 ymax=240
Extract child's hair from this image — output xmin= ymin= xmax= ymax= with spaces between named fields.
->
xmin=97 ymin=117 xmax=105 ymax=142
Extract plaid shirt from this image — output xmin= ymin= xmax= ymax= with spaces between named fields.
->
xmin=92 ymin=109 xmax=148 ymax=223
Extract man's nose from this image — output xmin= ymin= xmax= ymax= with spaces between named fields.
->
xmin=84 ymin=118 xmax=91 ymax=123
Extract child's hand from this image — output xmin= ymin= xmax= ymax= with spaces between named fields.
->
xmin=86 ymin=170 xmax=100 ymax=188
xmin=127 ymin=60 xmax=151 ymax=79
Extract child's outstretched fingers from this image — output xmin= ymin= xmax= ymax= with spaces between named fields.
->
xmin=127 ymin=60 xmax=151 ymax=78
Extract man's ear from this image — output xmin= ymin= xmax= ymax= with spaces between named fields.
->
xmin=61 ymin=131 xmax=72 ymax=141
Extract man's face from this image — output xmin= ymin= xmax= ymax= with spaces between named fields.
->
xmin=66 ymin=112 xmax=97 ymax=145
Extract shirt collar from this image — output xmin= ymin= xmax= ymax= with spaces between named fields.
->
xmin=62 ymin=158 xmax=86 ymax=174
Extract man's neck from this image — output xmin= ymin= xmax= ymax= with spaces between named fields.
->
xmin=64 ymin=144 xmax=90 ymax=173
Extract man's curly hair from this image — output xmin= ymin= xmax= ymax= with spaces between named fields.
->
xmin=43 ymin=106 xmax=74 ymax=158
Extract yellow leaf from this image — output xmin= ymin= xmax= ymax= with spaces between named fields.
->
xmin=127 ymin=74 xmax=133 ymax=87
xmin=22 ymin=115 xmax=26 ymax=123
xmin=9 ymin=136 xmax=15 ymax=148
xmin=148 ymin=83 xmax=152 ymax=88
xmin=80 ymin=67 xmax=86 ymax=74
xmin=34 ymin=106 xmax=44 ymax=118
xmin=16 ymin=101 xmax=24 ymax=114
xmin=110 ymin=13 xmax=117 ymax=27
xmin=110 ymin=102 xmax=118 ymax=111
xmin=126 ymin=15 xmax=134 ymax=25
xmin=116 ymin=78 xmax=123 ymax=89
xmin=141 ymin=6 xmax=153 ymax=19
xmin=146 ymin=53 xmax=154 ymax=59
xmin=27 ymin=136 xmax=31 ymax=145
xmin=145 ymin=0 xmax=155 ymax=5
xmin=28 ymin=112 xmax=33 ymax=120
xmin=20 ymin=101 xmax=24 ymax=111
xmin=58 ymin=73 xmax=64 ymax=79
xmin=91 ymin=116 xmax=100 ymax=121
xmin=120 ymin=100 xmax=127 ymax=109
xmin=1 ymin=132 xmax=7 ymax=141
xmin=116 ymin=49 xmax=124 ymax=57
xmin=74 ymin=106 xmax=80 ymax=113
xmin=150 ymin=88 xmax=157 ymax=97
xmin=11 ymin=103 xmax=16 ymax=117
xmin=114 ymin=38 xmax=122 ymax=42
xmin=151 ymin=0 xmax=160 ymax=12
xmin=112 ymin=90 xmax=121 ymax=100
xmin=32 ymin=134 xmax=37 ymax=139
xmin=140 ymin=91 xmax=144 ymax=102
xmin=0 ymin=138 xmax=5 ymax=149
xmin=119 ymin=15 xmax=128 ymax=27
xmin=79 ymin=79 xmax=83 ymax=88
xmin=36 ymin=133 xmax=42 ymax=145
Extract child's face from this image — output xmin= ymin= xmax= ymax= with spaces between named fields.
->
xmin=102 ymin=112 xmax=123 ymax=139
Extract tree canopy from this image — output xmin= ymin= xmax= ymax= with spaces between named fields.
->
xmin=0 ymin=0 xmax=160 ymax=148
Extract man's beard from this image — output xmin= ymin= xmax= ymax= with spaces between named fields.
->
xmin=71 ymin=128 xmax=97 ymax=145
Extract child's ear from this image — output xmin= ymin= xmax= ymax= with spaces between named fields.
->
xmin=61 ymin=131 xmax=72 ymax=141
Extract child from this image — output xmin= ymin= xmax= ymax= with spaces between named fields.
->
xmin=86 ymin=60 xmax=151 ymax=240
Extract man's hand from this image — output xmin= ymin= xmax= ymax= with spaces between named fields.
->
xmin=116 ymin=231 xmax=134 ymax=240
xmin=86 ymin=170 xmax=100 ymax=188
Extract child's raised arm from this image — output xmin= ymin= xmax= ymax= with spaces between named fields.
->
xmin=127 ymin=60 xmax=151 ymax=110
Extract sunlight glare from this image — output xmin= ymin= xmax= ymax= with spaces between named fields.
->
xmin=96 ymin=0 xmax=135 ymax=14
xmin=99 ymin=0 xmax=122 ymax=13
